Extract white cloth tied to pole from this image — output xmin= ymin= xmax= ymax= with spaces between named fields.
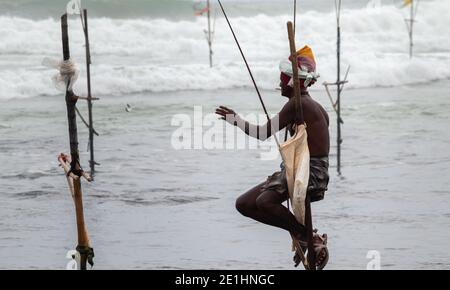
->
xmin=42 ymin=58 xmax=79 ymax=92
xmin=280 ymin=124 xmax=310 ymax=226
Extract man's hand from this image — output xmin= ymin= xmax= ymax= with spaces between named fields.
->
xmin=215 ymin=106 xmax=239 ymax=126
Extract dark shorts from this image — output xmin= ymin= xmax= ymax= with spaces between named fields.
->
xmin=261 ymin=157 xmax=330 ymax=203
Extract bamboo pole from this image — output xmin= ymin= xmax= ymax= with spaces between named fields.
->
xmin=61 ymin=14 xmax=94 ymax=270
xmin=287 ymin=21 xmax=316 ymax=271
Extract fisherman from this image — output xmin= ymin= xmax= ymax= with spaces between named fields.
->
xmin=215 ymin=46 xmax=330 ymax=269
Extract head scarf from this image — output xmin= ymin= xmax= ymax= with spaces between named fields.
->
xmin=279 ymin=45 xmax=320 ymax=88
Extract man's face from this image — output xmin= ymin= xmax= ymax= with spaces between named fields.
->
xmin=280 ymin=81 xmax=292 ymax=98
xmin=280 ymin=73 xmax=292 ymax=98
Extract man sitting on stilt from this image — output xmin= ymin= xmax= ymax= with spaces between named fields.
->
xmin=216 ymin=46 xmax=330 ymax=269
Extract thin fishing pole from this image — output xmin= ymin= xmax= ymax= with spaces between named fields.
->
xmin=217 ymin=0 xmax=281 ymax=148
xmin=217 ymin=0 xmax=269 ymax=119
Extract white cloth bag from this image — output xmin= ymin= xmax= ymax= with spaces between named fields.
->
xmin=280 ymin=124 xmax=310 ymax=226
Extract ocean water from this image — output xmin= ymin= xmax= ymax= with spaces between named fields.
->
xmin=1 ymin=0 xmax=450 ymax=270
xmin=1 ymin=81 xmax=450 ymax=270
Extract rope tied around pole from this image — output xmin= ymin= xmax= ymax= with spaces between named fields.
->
xmin=43 ymin=57 xmax=79 ymax=92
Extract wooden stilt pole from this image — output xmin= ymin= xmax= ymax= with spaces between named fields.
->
xmin=61 ymin=14 xmax=94 ymax=270
xmin=287 ymin=21 xmax=316 ymax=271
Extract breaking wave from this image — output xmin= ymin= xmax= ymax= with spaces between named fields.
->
xmin=0 ymin=0 xmax=449 ymax=99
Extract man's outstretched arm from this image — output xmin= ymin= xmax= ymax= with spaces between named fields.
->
xmin=215 ymin=100 xmax=295 ymax=141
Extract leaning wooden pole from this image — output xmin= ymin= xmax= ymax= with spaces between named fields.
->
xmin=287 ymin=21 xmax=317 ymax=271
xmin=82 ymin=9 xmax=96 ymax=177
xmin=61 ymin=14 xmax=94 ymax=270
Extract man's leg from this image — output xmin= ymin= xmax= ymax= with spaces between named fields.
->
xmin=235 ymin=183 xmax=305 ymax=238
xmin=255 ymin=189 xmax=306 ymax=239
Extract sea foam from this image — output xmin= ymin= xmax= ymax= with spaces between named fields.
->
xmin=0 ymin=0 xmax=449 ymax=99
